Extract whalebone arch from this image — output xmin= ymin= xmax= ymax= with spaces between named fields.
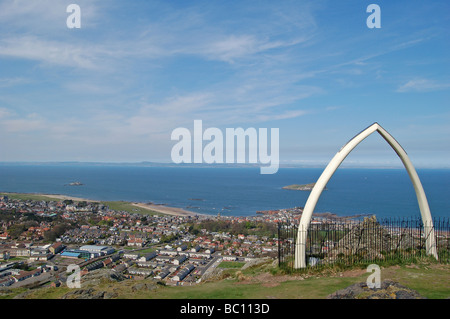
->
xmin=294 ymin=122 xmax=437 ymax=268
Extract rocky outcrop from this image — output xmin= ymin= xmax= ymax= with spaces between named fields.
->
xmin=326 ymin=216 xmax=416 ymax=263
xmin=131 ymin=282 xmax=158 ymax=293
xmin=60 ymin=268 xmax=127 ymax=299
xmin=241 ymin=257 xmax=272 ymax=270
xmin=327 ymin=280 xmax=426 ymax=299
xmin=61 ymin=288 xmax=119 ymax=299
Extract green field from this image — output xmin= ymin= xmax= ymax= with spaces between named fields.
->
xmin=217 ymin=261 xmax=245 ymax=269
xmin=99 ymin=201 xmax=161 ymax=216
xmin=0 ymin=193 xmax=161 ymax=216
xmin=0 ymin=192 xmax=62 ymax=202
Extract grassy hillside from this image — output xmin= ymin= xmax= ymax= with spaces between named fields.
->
xmin=3 ymin=259 xmax=448 ymax=299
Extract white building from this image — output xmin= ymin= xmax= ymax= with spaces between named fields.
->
xmin=172 ymin=264 xmax=195 ymax=282
xmin=79 ymin=245 xmax=115 ymax=257
xmin=138 ymin=252 xmax=157 ymax=262
xmin=124 ymin=252 xmax=140 ymax=260
xmin=222 ymin=255 xmax=237 ymax=261
xmin=128 ymin=267 xmax=153 ymax=277
xmin=159 ymin=249 xmax=178 ymax=256
xmin=190 ymin=245 xmax=201 ymax=252
xmin=173 ymin=255 xmax=187 ymax=265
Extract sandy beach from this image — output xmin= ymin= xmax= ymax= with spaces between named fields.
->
xmin=131 ymin=203 xmax=199 ymax=217
xmin=40 ymin=194 xmax=101 ymax=202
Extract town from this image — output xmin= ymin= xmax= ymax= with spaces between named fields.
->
xmin=0 ymin=194 xmax=291 ymax=289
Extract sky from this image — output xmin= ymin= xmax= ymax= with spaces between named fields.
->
xmin=0 ymin=0 xmax=449 ymax=168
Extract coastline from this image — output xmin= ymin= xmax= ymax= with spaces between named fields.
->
xmin=130 ymin=202 xmax=199 ymax=217
xmin=0 ymin=192 xmax=200 ymax=217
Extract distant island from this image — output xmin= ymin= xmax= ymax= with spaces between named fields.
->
xmin=66 ymin=181 xmax=84 ymax=186
xmin=282 ymin=183 xmax=327 ymax=191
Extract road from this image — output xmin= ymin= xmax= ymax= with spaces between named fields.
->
xmin=199 ymin=253 xmax=223 ymax=281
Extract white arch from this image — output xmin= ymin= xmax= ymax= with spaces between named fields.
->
xmin=294 ymin=123 xmax=437 ymax=268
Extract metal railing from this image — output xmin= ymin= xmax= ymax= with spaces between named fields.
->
xmin=278 ymin=216 xmax=449 ymax=271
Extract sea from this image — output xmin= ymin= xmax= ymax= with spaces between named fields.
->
xmin=0 ymin=163 xmax=448 ymax=219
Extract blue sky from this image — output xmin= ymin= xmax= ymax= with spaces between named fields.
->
xmin=0 ymin=0 xmax=448 ymax=168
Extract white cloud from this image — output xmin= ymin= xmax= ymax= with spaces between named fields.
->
xmin=0 ymin=0 xmax=101 ymax=32
xmin=0 ymin=77 xmax=29 ymax=88
xmin=0 ymin=36 xmax=101 ymax=69
xmin=397 ymin=78 xmax=450 ymax=93
xmin=0 ymin=107 xmax=11 ymax=119
xmin=0 ymin=113 xmax=46 ymax=133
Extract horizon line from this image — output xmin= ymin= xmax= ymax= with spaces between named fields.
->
xmin=0 ymin=161 xmax=448 ymax=170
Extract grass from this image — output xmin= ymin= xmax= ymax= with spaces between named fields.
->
xmin=100 ymin=201 xmax=161 ymax=216
xmin=133 ymin=247 xmax=158 ymax=254
xmin=0 ymin=192 xmax=62 ymax=202
xmin=8 ymin=260 xmax=448 ymax=299
xmin=0 ymin=192 xmax=162 ymax=216
xmin=217 ymin=261 xmax=245 ymax=269
xmin=147 ymin=276 xmax=363 ymax=299
xmin=379 ymin=264 xmax=450 ymax=299
xmin=155 ymin=262 xmax=449 ymax=299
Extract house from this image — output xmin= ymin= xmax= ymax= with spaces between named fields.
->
xmin=112 ymin=264 xmax=127 ymax=273
xmin=128 ymin=267 xmax=153 ymax=277
xmin=155 ymin=255 xmax=171 ymax=263
xmin=173 ymin=255 xmax=187 ymax=265
xmin=10 ymin=248 xmax=31 ymax=257
xmin=159 ymin=249 xmax=178 ymax=256
xmin=189 ymin=252 xmax=211 ymax=259
xmin=154 ymin=268 xmax=170 ymax=280
xmin=172 ymin=264 xmax=194 ymax=282
xmin=0 ymin=233 xmax=10 ymax=240
xmin=85 ymin=261 xmax=103 ymax=272
xmin=29 ymin=253 xmax=52 ymax=262
xmin=222 ymin=255 xmax=237 ymax=261
xmin=49 ymin=242 xmax=65 ymax=254
xmin=109 ymin=253 xmax=121 ymax=262
xmin=0 ymin=277 xmax=14 ymax=287
xmin=138 ymin=252 xmax=157 ymax=262
xmin=127 ymin=237 xmax=146 ymax=247
xmin=13 ymin=270 xmax=34 ymax=282
xmin=123 ymin=252 xmax=140 ymax=260
xmin=102 ymin=258 xmax=113 ymax=268
xmin=190 ymin=245 xmax=201 ymax=252
xmin=79 ymin=245 xmax=115 ymax=257
xmin=136 ymin=261 xmax=152 ymax=268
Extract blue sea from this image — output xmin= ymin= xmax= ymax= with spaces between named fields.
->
xmin=0 ymin=164 xmax=448 ymax=219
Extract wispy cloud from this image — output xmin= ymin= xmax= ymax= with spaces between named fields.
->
xmin=0 ymin=36 xmax=101 ymax=69
xmin=397 ymin=78 xmax=450 ymax=93
xmin=0 ymin=0 xmax=101 ymax=32
xmin=0 ymin=77 xmax=29 ymax=88
xmin=0 ymin=111 xmax=46 ymax=133
xmin=0 ymin=0 xmax=448 ymax=165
